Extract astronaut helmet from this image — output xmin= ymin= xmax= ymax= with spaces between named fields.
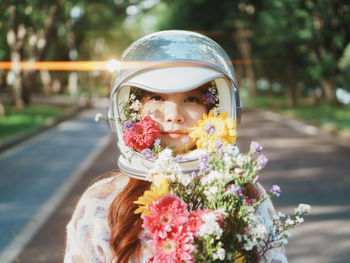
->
xmin=107 ymin=30 xmax=242 ymax=180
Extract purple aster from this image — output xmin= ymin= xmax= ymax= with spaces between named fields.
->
xmin=154 ymin=138 xmax=161 ymax=147
xmin=190 ymin=171 xmax=199 ymax=178
xmin=175 ymin=155 xmax=183 ymax=162
xmin=256 ymin=155 xmax=268 ymax=169
xmin=250 ymin=141 xmax=263 ymax=153
xmin=203 ymin=92 xmax=216 ymax=104
xmin=141 ymin=148 xmax=153 ymax=159
xmin=214 ymin=139 xmax=223 ymax=149
xmin=199 ymin=154 xmax=209 ymax=173
xmin=204 ymin=124 xmax=215 ymax=134
xmin=182 ymin=136 xmax=189 ymax=144
xmin=229 ymin=184 xmax=241 ymax=195
xmin=270 ymin=184 xmax=281 ymax=197
xmin=122 ymin=120 xmax=134 ymax=130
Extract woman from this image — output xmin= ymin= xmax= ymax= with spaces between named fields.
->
xmin=64 ymin=30 xmax=287 ymax=263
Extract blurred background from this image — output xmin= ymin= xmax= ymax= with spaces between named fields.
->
xmin=0 ymin=1 xmax=350 ymax=263
xmin=0 ymin=0 xmax=350 ymax=135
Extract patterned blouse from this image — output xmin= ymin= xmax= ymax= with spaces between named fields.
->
xmin=64 ymin=174 xmax=288 ymax=263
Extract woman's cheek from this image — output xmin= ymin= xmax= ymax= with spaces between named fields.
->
xmin=185 ymin=106 xmax=207 ymax=125
xmin=141 ymin=103 xmax=165 ymax=127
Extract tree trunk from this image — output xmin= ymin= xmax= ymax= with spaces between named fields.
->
xmin=319 ymin=77 xmax=341 ymax=106
xmin=86 ymin=72 xmax=95 ymax=108
xmin=22 ymin=3 xmax=60 ymax=104
xmin=0 ymin=71 xmax=7 ymax=116
xmin=0 ymin=95 xmax=5 ymax=117
xmin=235 ymin=64 xmax=243 ymax=88
xmin=68 ymin=72 xmax=79 ymax=98
xmin=40 ymin=70 xmax=52 ymax=94
xmin=287 ymin=43 xmax=298 ymax=107
xmin=7 ymin=6 xmax=25 ymax=109
xmin=234 ymin=29 xmax=257 ymax=98
xmin=10 ymin=50 xmax=24 ymax=109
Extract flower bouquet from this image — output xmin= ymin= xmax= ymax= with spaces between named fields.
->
xmin=133 ymin=111 xmax=311 ymax=263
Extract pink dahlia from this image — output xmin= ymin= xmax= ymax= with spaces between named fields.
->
xmin=149 ymin=227 xmax=194 ymax=263
xmin=142 ymin=195 xmax=189 ymax=239
xmin=188 ymin=210 xmax=205 ymax=237
xmin=123 ymin=116 xmax=159 ymax=151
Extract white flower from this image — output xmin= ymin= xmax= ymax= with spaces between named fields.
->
xmin=149 ymin=149 xmax=185 ymax=184
xmin=281 ymin=238 xmax=288 ymax=245
xmin=215 ymin=248 xmax=225 ymax=261
xmin=129 ymin=99 xmax=141 ymax=111
xmin=180 ymin=174 xmax=192 ymax=187
xmin=295 ymin=216 xmax=304 ymax=224
xmin=285 ymin=218 xmax=294 ymax=226
xmin=295 ymin=204 xmax=311 ymax=215
xmin=209 ymin=186 xmax=218 ymax=195
xmin=158 ymin=148 xmax=173 ymax=159
xmin=130 ymin=113 xmax=141 ymax=121
xmin=278 ymin=212 xmax=286 ymax=218
xmin=198 ymin=212 xmax=223 ymax=238
xmin=94 ymin=113 xmax=102 ymax=122
xmin=236 ymin=154 xmax=245 ymax=166
xmin=253 ymin=224 xmax=267 ymax=237
xmin=201 ymin=171 xmax=222 ymax=186
xmin=244 ymin=240 xmax=254 ymax=251
xmin=234 ymin=167 xmax=243 ymax=174
xmin=222 ymin=144 xmax=239 ymax=156
xmin=130 ymin=93 xmax=136 ymax=100
xmin=223 ymin=155 xmax=233 ymax=167
xmin=200 ymin=171 xmax=220 ymax=186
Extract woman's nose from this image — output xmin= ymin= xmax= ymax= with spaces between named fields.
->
xmin=164 ymin=102 xmax=184 ymax=123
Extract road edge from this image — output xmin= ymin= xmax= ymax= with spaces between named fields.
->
xmin=0 ymin=134 xmax=112 ymax=263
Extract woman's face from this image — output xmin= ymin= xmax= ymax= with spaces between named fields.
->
xmin=140 ymin=89 xmax=207 ymax=152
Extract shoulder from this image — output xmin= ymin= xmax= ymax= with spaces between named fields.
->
xmin=65 ymin=172 xmax=130 ymax=262
xmin=255 ymin=183 xmax=277 ymax=227
xmin=69 ymin=172 xmax=130 ymax=230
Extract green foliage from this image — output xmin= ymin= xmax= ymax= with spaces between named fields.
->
xmin=281 ymin=103 xmax=350 ymax=132
xmin=245 ymin=95 xmax=350 ymax=132
xmin=0 ymin=104 xmax=63 ymax=141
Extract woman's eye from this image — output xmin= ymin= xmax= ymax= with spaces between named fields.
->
xmin=149 ymin=95 xmax=164 ymax=101
xmin=185 ymin=96 xmax=200 ymax=103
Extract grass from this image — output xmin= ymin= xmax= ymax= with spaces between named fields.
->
xmin=0 ymin=104 xmax=64 ymax=141
xmin=245 ymin=96 xmax=350 ymax=132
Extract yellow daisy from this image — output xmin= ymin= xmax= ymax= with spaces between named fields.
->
xmin=233 ymin=252 xmax=245 ymax=263
xmin=189 ymin=110 xmax=237 ymax=152
xmin=134 ymin=176 xmax=169 ymax=216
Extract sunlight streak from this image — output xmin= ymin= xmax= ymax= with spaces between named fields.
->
xmin=0 ymin=59 xmax=276 ymax=72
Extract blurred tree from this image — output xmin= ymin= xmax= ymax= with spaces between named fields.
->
xmin=254 ymin=0 xmax=350 ymax=106
xmin=305 ymin=0 xmax=350 ymax=105
xmin=338 ymin=43 xmax=350 ymax=87
xmin=147 ymin=0 xmax=350 ymax=106
xmin=0 ymin=0 xmax=138 ymax=108
xmin=153 ymin=0 xmax=259 ymax=98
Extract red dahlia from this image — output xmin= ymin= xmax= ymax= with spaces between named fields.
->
xmin=123 ymin=116 xmax=159 ymax=151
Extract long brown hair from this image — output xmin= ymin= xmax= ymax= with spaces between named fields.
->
xmin=108 ymin=174 xmax=151 ymax=263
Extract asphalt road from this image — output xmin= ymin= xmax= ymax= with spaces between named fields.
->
xmin=2 ymin=108 xmax=350 ymax=263
xmin=0 ymin=107 xmax=111 ymax=262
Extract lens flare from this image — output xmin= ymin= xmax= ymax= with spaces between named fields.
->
xmin=0 ymin=59 xmax=276 ymax=72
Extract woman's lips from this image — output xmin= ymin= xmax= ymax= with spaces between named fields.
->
xmin=161 ymin=131 xmax=186 ymax=139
